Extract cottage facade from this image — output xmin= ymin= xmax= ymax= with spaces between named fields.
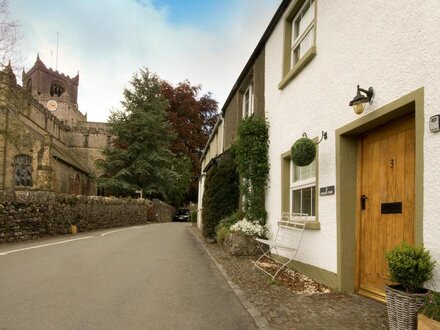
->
xmin=200 ymin=0 xmax=440 ymax=301
xmin=267 ymin=0 xmax=440 ymax=300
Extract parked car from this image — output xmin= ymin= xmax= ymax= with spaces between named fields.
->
xmin=174 ymin=208 xmax=190 ymax=222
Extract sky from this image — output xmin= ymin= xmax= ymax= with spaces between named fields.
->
xmin=10 ymin=0 xmax=281 ymax=122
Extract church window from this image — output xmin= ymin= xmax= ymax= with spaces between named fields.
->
xmin=14 ymin=155 xmax=33 ymax=187
xmin=74 ymin=174 xmax=81 ymax=195
xmin=50 ymin=81 xmax=65 ymax=97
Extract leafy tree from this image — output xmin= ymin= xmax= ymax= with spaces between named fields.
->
xmin=161 ymin=80 xmax=218 ymax=203
xmin=98 ymin=69 xmax=190 ymax=203
xmin=202 ymin=153 xmax=239 ymax=239
xmin=168 ymin=156 xmax=192 ymax=206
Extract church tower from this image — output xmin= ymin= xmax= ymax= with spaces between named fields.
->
xmin=22 ymin=55 xmax=87 ymax=127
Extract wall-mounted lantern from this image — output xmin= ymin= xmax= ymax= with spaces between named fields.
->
xmin=349 ymin=85 xmax=374 ymax=115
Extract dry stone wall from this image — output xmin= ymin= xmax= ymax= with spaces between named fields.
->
xmin=151 ymin=199 xmax=176 ymax=223
xmin=0 ymin=190 xmax=174 ymax=243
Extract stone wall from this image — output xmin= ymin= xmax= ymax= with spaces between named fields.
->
xmin=152 ymin=199 xmax=176 ymax=223
xmin=0 ymin=190 xmax=173 ymax=243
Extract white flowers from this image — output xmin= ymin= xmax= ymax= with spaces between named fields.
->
xmin=230 ymin=219 xmax=268 ymax=238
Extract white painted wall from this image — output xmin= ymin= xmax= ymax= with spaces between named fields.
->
xmin=265 ymin=0 xmax=440 ymax=289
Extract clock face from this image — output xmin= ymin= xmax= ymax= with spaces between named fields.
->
xmin=47 ymin=99 xmax=58 ymax=112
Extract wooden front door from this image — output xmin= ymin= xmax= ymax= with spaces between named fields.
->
xmin=357 ymin=115 xmax=415 ymax=300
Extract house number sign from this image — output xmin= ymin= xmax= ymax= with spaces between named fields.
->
xmin=320 ymin=185 xmax=335 ymax=196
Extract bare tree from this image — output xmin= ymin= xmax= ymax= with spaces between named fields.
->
xmin=0 ymin=0 xmax=20 ymax=67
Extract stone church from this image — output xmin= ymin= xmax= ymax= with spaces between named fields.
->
xmin=0 ymin=55 xmax=110 ymax=195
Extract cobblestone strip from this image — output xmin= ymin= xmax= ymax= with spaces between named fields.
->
xmin=188 ymin=227 xmax=271 ymax=329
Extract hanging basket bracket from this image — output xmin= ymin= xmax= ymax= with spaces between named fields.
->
xmin=302 ymin=131 xmax=327 ymax=145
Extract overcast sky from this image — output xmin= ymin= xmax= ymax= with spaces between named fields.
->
xmin=10 ymin=0 xmax=280 ymax=122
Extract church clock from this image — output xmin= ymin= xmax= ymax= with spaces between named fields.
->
xmin=47 ymin=99 xmax=58 ymax=111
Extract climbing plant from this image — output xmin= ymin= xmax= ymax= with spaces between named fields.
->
xmin=234 ymin=117 xmax=269 ymax=224
xmin=202 ymin=152 xmax=239 ymax=239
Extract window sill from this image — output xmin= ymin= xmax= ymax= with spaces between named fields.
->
xmin=305 ymin=220 xmax=320 ymax=230
xmin=277 ymin=219 xmax=320 ymax=230
xmin=278 ymin=46 xmax=316 ymax=90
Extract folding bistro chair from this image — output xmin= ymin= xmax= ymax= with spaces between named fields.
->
xmin=254 ymin=212 xmax=308 ymax=280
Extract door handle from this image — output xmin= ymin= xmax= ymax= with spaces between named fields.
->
xmin=361 ymin=195 xmax=368 ymax=210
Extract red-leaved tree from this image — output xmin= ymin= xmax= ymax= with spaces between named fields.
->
xmin=161 ymin=80 xmax=218 ymax=203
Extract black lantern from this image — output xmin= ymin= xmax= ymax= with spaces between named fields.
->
xmin=349 ymin=85 xmax=374 ymax=114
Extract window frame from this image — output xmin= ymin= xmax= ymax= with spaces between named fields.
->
xmin=291 ymin=0 xmax=315 ymax=67
xmin=290 ymin=159 xmax=317 ymax=221
xmin=279 ymin=0 xmax=317 ymax=90
xmin=280 ymin=145 xmax=320 ymax=230
xmin=242 ymin=83 xmax=254 ymax=119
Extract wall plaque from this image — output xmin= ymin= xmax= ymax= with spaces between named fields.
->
xmin=320 ymin=186 xmax=335 ymax=196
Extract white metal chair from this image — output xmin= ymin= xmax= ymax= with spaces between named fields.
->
xmin=254 ymin=212 xmax=308 ymax=280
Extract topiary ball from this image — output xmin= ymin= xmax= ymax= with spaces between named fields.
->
xmin=291 ymin=138 xmax=316 ymax=167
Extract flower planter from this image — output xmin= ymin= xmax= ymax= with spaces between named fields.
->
xmin=385 ymin=285 xmax=428 ymax=330
xmin=224 ymin=233 xmax=259 ymax=256
xmin=418 ymin=314 xmax=440 ymax=330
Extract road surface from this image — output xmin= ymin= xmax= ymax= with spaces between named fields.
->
xmin=0 ymin=223 xmax=256 ymax=330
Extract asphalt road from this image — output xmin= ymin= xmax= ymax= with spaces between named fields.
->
xmin=0 ymin=223 xmax=256 ymax=330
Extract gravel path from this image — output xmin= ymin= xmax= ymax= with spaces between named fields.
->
xmin=188 ymin=226 xmax=389 ymax=330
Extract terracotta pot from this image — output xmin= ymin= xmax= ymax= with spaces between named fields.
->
xmin=418 ymin=314 xmax=440 ymax=330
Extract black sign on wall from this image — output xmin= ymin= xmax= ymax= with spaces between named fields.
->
xmin=320 ymin=185 xmax=335 ymax=196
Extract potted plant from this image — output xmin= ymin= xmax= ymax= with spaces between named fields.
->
xmin=419 ymin=291 xmax=440 ymax=330
xmin=290 ymin=137 xmax=316 ymax=167
xmin=385 ymin=243 xmax=436 ymax=330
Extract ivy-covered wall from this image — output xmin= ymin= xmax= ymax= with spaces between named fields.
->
xmin=201 ymin=152 xmax=239 ymax=239
xmin=234 ymin=117 xmax=269 ymax=223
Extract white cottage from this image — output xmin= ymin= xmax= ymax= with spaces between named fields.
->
xmin=198 ymin=0 xmax=440 ymax=302
xmin=263 ymin=0 xmax=440 ymax=301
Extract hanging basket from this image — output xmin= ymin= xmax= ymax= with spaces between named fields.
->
xmin=290 ymin=137 xmax=316 ymax=167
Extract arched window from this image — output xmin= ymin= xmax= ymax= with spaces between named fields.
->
xmin=74 ymin=174 xmax=81 ymax=195
xmin=14 ymin=155 xmax=33 ymax=187
xmin=50 ymin=81 xmax=64 ymax=97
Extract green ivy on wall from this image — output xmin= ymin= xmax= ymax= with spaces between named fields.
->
xmin=234 ymin=117 xmax=269 ymax=224
xmin=202 ymin=152 xmax=239 ymax=239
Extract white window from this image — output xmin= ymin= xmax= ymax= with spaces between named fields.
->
xmin=290 ymin=158 xmax=316 ymax=219
xmin=291 ymin=0 xmax=315 ymax=68
xmin=242 ymin=84 xmax=253 ymax=118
